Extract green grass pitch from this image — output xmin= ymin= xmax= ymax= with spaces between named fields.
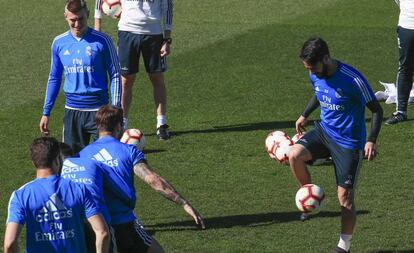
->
xmin=0 ymin=0 xmax=413 ymax=252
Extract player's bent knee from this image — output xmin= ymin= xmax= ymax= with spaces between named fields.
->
xmin=289 ymin=145 xmax=308 ymax=163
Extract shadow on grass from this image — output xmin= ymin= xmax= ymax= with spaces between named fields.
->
xmin=143 ymin=149 xmax=166 ymax=154
xmin=370 ymin=251 xmax=414 ymax=253
xmin=145 ymin=120 xmax=307 ymax=137
xmin=146 ymin=117 xmax=389 ymax=136
xmin=145 ymin=210 xmax=369 ymax=233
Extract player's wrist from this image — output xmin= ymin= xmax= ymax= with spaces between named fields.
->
xmin=163 ymin=38 xmax=172 ymax=45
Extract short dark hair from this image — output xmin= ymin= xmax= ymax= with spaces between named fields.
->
xmin=59 ymin=142 xmax=74 ymax=159
xmin=96 ymin=105 xmax=124 ymax=132
xmin=30 ymin=137 xmax=61 ymax=169
xmin=65 ymin=0 xmax=88 ymax=13
xmin=299 ymin=37 xmax=330 ymax=65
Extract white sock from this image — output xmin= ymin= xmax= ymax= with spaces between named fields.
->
xmin=123 ymin=117 xmax=129 ymax=130
xmin=338 ymin=233 xmax=352 ymax=251
xmin=157 ymin=115 xmax=166 ymax=128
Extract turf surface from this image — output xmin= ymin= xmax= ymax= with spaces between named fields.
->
xmin=1 ymin=0 xmax=413 ymax=252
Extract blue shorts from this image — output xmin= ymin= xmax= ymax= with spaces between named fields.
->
xmin=118 ymin=31 xmax=167 ymax=75
xmin=296 ymin=123 xmax=363 ymax=189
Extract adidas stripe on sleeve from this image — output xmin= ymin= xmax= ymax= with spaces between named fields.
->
xmin=162 ymin=0 xmax=173 ymax=31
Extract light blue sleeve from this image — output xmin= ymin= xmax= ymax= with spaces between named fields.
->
xmin=6 ymin=191 xmax=25 ymax=225
xmin=42 ymin=40 xmax=63 ymax=116
xmin=94 ymin=0 xmax=102 ymax=19
xmin=103 ymin=34 xmax=122 ymax=107
xmin=162 ymin=0 xmax=173 ymax=31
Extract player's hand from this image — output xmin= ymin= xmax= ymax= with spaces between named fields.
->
xmin=160 ymin=43 xmax=171 ymax=57
xmin=364 ymin=141 xmax=377 ymax=161
xmin=295 ymin=115 xmax=307 ymax=134
xmin=183 ymin=203 xmax=205 ymax=230
xmin=39 ymin=116 xmax=50 ymax=135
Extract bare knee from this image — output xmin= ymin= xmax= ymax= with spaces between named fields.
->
xmin=337 ymin=187 xmax=355 ymax=211
xmin=289 ymin=144 xmax=311 ymax=164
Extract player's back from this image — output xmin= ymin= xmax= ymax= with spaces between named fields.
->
xmin=7 ymin=175 xmax=96 ymax=253
xmin=61 ymin=156 xmax=111 ymax=223
xmin=79 ymin=135 xmax=146 ymax=225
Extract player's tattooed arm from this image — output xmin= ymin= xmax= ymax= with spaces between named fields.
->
xmin=133 ymin=162 xmax=187 ymax=205
xmin=133 ymin=162 xmax=206 ymax=229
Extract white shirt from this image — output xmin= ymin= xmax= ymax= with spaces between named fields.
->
xmin=398 ymin=0 xmax=414 ymax=29
xmin=95 ymin=0 xmax=173 ymax=34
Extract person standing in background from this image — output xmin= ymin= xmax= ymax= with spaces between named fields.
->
xmin=40 ymin=0 xmax=121 ymax=153
xmin=95 ymin=0 xmax=173 ymax=140
xmin=385 ymin=0 xmax=414 ymax=124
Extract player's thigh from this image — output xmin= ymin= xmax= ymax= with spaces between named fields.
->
xmin=63 ymin=109 xmax=84 ymax=153
xmin=295 ymin=128 xmax=330 ymax=164
xmin=329 ymin=143 xmax=363 ymax=189
xmin=82 ymin=111 xmax=98 ymax=142
xmin=141 ymin=34 xmax=167 ymax=73
xmin=112 ymin=219 xmax=153 ymax=253
xmin=118 ymin=31 xmax=141 ymax=75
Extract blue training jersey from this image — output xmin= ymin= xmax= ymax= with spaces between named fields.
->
xmin=61 ymin=156 xmax=111 ymax=224
xmin=79 ymin=136 xmax=146 ymax=225
xmin=6 ymin=175 xmax=100 ymax=253
xmin=310 ymin=61 xmax=376 ymax=150
xmin=43 ymin=27 xmax=122 ymax=116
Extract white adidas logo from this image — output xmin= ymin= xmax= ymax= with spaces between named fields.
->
xmin=36 ymin=193 xmax=73 ymax=223
xmin=63 ymin=49 xmax=70 ymax=56
xmin=62 ymin=160 xmax=86 ymax=174
xmin=93 ymin=148 xmax=119 ymax=167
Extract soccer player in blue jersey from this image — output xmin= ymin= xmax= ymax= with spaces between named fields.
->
xmin=288 ymin=37 xmax=383 ymax=253
xmin=39 ymin=0 xmax=122 ymax=153
xmin=80 ymin=105 xmax=204 ymax=253
xmin=59 ymin=143 xmax=117 ymax=253
xmin=3 ymin=137 xmax=109 ymax=253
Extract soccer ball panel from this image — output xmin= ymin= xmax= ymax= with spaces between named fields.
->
xmin=295 ymin=184 xmax=325 ymax=213
xmin=101 ymin=0 xmax=122 ymax=18
xmin=291 ymin=132 xmax=306 ymax=143
xmin=265 ymin=130 xmax=291 ymax=161
xmin=120 ymin=128 xmax=146 ymax=150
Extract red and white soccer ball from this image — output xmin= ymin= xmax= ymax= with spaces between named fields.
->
xmin=275 ymin=139 xmax=293 ymax=164
xmin=121 ymin=129 xmax=146 ymax=150
xmin=295 ymin=184 xmax=325 ymax=213
xmin=265 ymin=131 xmax=293 ymax=164
xmin=291 ymin=132 xmax=306 ymax=143
xmin=101 ymin=0 xmax=122 ymax=19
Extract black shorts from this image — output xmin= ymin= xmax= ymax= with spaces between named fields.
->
xmin=118 ymin=31 xmax=167 ymax=75
xmin=63 ymin=109 xmax=98 ymax=154
xmin=112 ymin=219 xmax=153 ymax=253
xmin=296 ymin=123 xmax=363 ymax=189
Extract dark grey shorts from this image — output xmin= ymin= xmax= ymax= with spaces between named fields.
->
xmin=296 ymin=123 xmax=363 ymax=189
xmin=63 ymin=109 xmax=98 ymax=154
xmin=118 ymin=31 xmax=167 ymax=75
